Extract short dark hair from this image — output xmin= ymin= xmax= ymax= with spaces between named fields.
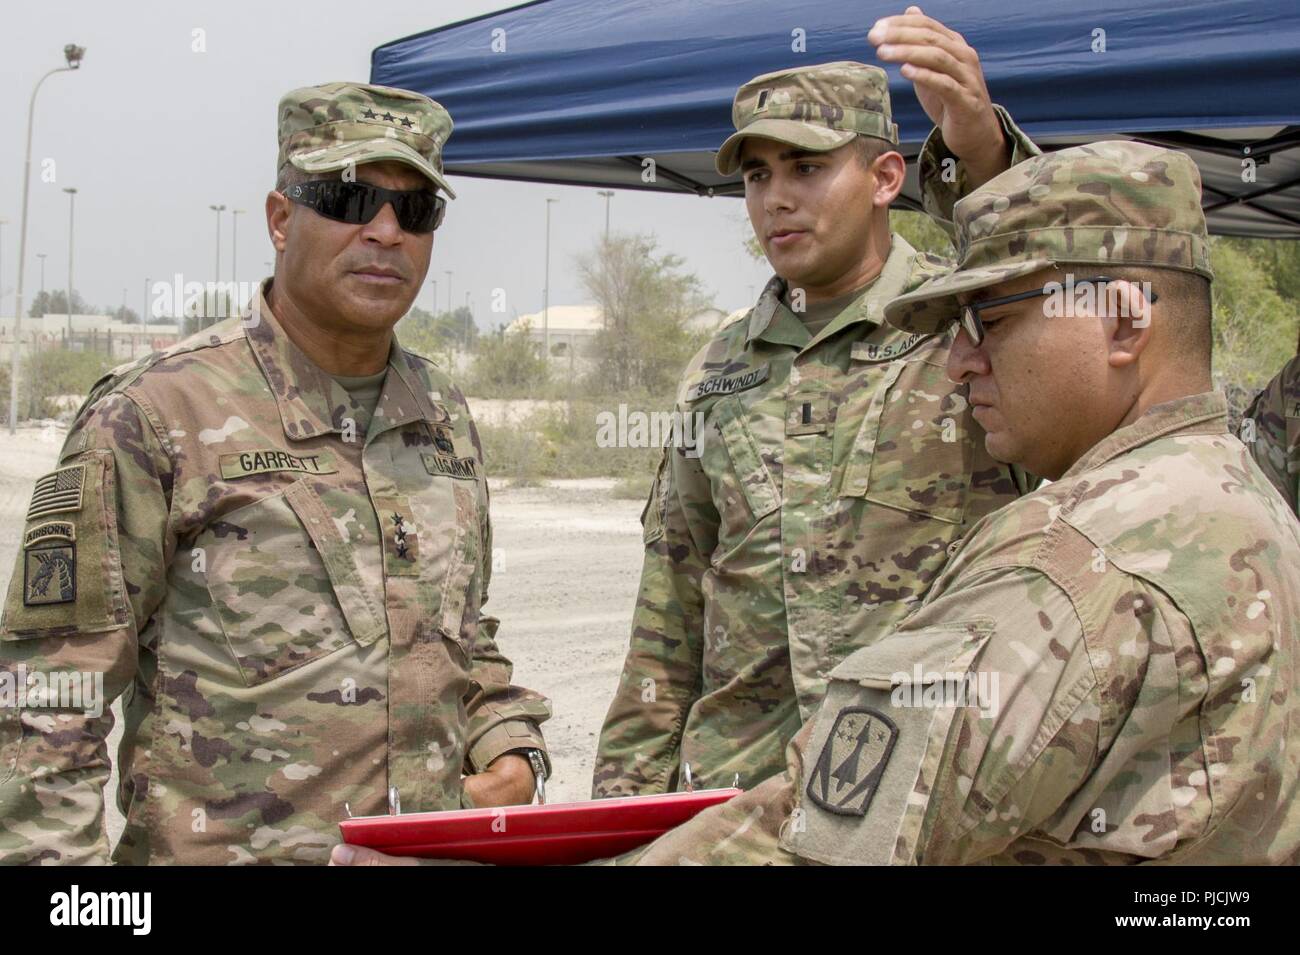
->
xmin=275 ymin=163 xmax=312 ymax=193
xmin=1081 ymin=265 xmax=1212 ymax=361
xmin=853 ymin=135 xmax=891 ymax=170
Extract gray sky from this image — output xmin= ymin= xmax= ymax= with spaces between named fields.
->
xmin=0 ymin=0 xmax=772 ymax=327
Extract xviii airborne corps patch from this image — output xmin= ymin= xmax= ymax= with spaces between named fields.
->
xmin=23 ymin=521 xmax=77 ymax=606
xmin=807 ymin=706 xmax=898 ymax=816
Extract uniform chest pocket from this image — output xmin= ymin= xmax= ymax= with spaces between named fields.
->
xmin=202 ymin=478 xmax=386 ymax=687
xmin=840 ymin=348 xmax=972 ymax=525
xmin=698 ymin=396 xmax=781 ymax=556
xmin=403 ymin=467 xmax=484 ymax=646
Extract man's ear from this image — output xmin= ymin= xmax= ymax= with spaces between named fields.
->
xmin=266 ymin=190 xmax=290 ymax=253
xmin=1103 ymin=279 xmax=1155 ymax=369
xmin=871 ymin=150 xmax=907 ymax=209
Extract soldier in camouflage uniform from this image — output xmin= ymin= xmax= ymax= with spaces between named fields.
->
xmin=1241 ymin=338 xmax=1299 ymax=514
xmin=594 ymin=14 xmax=1041 ymax=798
xmin=627 ymin=141 xmax=1300 ymax=865
xmin=0 ymin=82 xmax=551 ymax=865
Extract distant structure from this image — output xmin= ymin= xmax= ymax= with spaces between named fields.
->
xmin=505 ymin=304 xmax=735 ymax=355
xmin=0 ymin=313 xmax=183 ymax=363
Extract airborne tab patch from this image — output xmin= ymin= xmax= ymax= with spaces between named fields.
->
xmin=23 ymin=523 xmax=77 ymax=606
xmin=807 ymin=706 xmax=898 ymax=817
xmin=27 ymin=464 xmax=85 ymax=520
xmin=422 ymin=452 xmax=478 ymax=481
xmin=685 ymin=363 xmax=771 ymax=402
xmin=219 ymin=449 xmax=339 ymax=480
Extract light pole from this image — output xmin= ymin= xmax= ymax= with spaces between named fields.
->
xmin=544 ymin=198 xmax=558 ymax=361
xmin=0 ymin=219 xmax=6 ymax=301
xmin=36 ymin=253 xmax=47 ymax=301
xmin=464 ymin=290 xmax=472 ymax=346
xmin=208 ymin=204 xmax=225 ymax=324
xmin=444 ymin=270 xmax=453 ymax=316
xmin=143 ymin=276 xmax=150 ymax=323
xmin=63 ymin=187 xmax=77 ymax=338
xmin=231 ymin=208 xmax=244 ymax=292
xmin=9 ymin=43 xmax=85 ymax=434
xmin=596 ymin=190 xmax=614 ymax=242
xmin=430 ymin=279 xmax=437 ymax=314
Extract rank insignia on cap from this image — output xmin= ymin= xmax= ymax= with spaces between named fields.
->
xmin=26 ymin=464 xmax=85 ymax=521
xmin=754 ymin=89 xmax=771 ymax=112
xmin=807 ymin=707 xmax=897 ymax=817
xmin=23 ymin=522 xmax=78 ymax=606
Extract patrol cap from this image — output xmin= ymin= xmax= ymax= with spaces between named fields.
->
xmin=714 ymin=61 xmax=900 ymax=177
xmin=277 ymin=82 xmax=457 ymax=198
xmin=884 ymin=141 xmax=1213 ymax=335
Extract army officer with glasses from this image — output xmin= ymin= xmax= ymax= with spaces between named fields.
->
xmin=0 ymin=82 xmax=551 ymax=865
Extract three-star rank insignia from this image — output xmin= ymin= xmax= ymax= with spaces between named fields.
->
xmin=22 ymin=520 xmax=78 ymax=606
xmin=807 ymin=706 xmax=898 ymax=817
xmin=374 ymin=499 xmax=420 ymax=577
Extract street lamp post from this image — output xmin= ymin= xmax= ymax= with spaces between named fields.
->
xmin=231 ymin=208 xmax=244 ymax=293
xmin=36 ymin=253 xmax=47 ymax=300
xmin=597 ymin=189 xmax=614 ymax=242
xmin=9 ymin=43 xmax=85 ymax=434
xmin=444 ymin=270 xmax=453 ymax=317
xmin=0 ymin=219 xmax=6 ymax=302
xmin=544 ymin=198 xmax=558 ymax=361
xmin=143 ymin=276 xmax=150 ymax=323
xmin=464 ymin=290 xmax=472 ymax=346
xmin=208 ymin=204 xmax=225 ymax=324
xmin=63 ymin=187 xmax=77 ymax=338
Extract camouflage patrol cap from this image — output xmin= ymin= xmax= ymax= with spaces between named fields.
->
xmin=277 ymin=82 xmax=457 ymax=198
xmin=885 ymin=141 xmax=1212 ymax=334
xmin=715 ymin=61 xmax=899 ymax=176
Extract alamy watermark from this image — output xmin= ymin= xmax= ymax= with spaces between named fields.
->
xmin=1042 ymin=274 xmax=1154 ymax=327
xmin=890 ymin=666 xmax=1000 ymax=718
xmin=150 ymin=274 xmax=261 ymax=324
xmin=0 ymin=665 xmax=104 ymax=718
xmin=595 ymin=404 xmax=706 ymax=458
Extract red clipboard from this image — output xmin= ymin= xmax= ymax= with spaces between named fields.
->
xmin=339 ymin=788 xmax=741 ymax=865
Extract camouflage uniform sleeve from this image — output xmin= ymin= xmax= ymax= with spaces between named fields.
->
xmin=1242 ymin=356 xmax=1299 ymax=514
xmin=461 ymin=480 xmax=552 ymax=777
xmin=623 ymin=725 xmax=810 ymax=865
xmin=591 ymin=439 xmax=713 ymax=797
xmin=0 ymin=391 xmax=172 ymax=864
xmin=781 ymin=566 xmax=1101 ymax=866
xmin=918 ymin=104 xmax=1042 ymax=236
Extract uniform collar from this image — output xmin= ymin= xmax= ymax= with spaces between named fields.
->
xmin=245 ymin=279 xmax=445 ymax=441
xmin=1061 ymin=391 xmax=1229 ymax=481
xmin=745 ymin=234 xmax=919 ymax=351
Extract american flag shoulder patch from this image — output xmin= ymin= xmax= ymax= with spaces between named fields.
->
xmin=27 ymin=463 xmax=86 ymax=521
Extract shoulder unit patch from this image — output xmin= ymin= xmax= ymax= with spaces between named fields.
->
xmin=806 ymin=706 xmax=898 ymax=817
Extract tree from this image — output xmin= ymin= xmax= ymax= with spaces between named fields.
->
xmin=578 ymin=234 xmax=711 ymax=396
xmin=1208 ymin=237 xmax=1299 ymax=422
xmin=111 ymin=305 xmax=140 ymax=325
xmin=29 ymin=288 xmax=92 ymax=318
xmin=396 ymin=305 xmax=478 ymax=355
xmin=465 ymin=320 xmax=550 ymax=396
xmin=22 ymin=348 xmax=115 ymax=419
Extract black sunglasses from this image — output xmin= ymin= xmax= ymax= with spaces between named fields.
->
xmin=285 ymin=180 xmax=446 ymax=233
xmin=958 ymin=276 xmax=1158 ymax=346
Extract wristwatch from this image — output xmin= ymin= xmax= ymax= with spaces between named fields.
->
xmin=509 ymin=748 xmax=549 ymax=804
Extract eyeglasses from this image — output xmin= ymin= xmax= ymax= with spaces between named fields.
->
xmin=958 ymin=276 xmax=1158 ymax=346
xmin=284 ymin=180 xmax=446 ymax=234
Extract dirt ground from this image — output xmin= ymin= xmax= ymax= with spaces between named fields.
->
xmin=0 ymin=424 xmax=643 ymax=846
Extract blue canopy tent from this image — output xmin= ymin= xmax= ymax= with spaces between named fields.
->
xmin=372 ymin=0 xmax=1300 ymax=237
